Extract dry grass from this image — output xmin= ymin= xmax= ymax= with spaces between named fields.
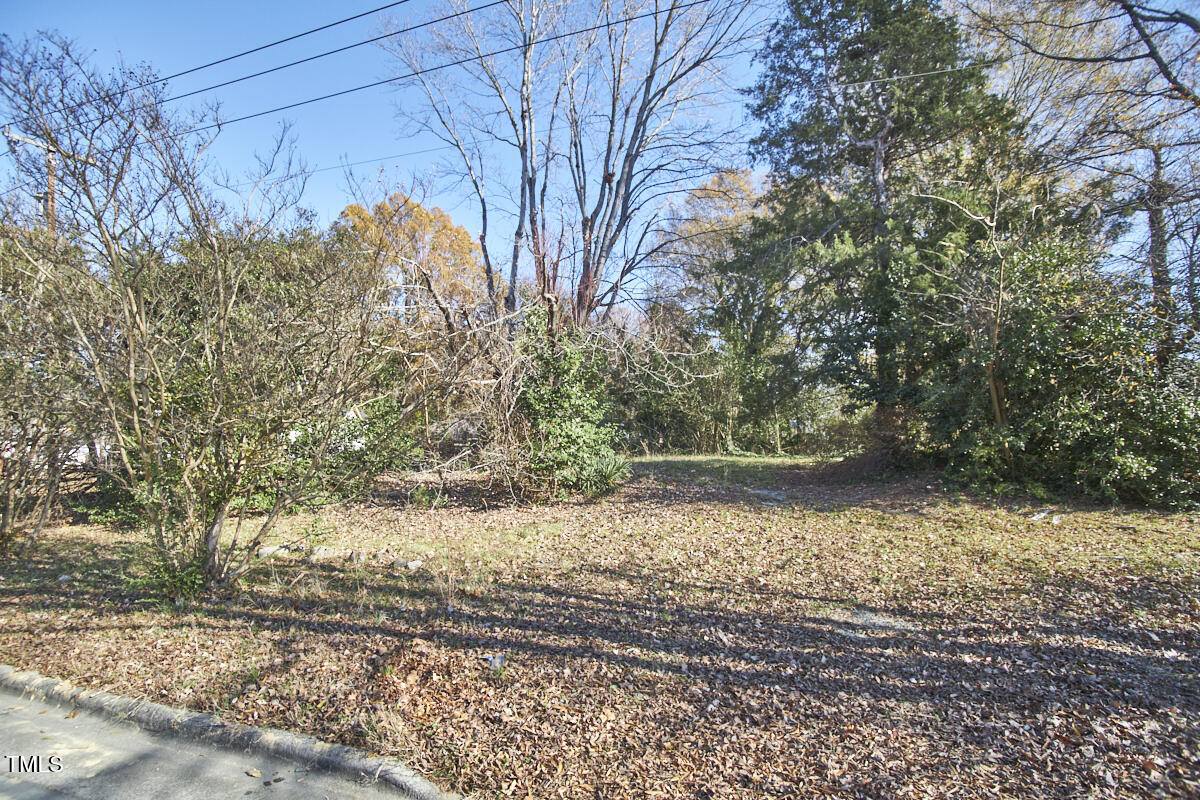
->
xmin=1 ymin=457 xmax=1197 ymax=798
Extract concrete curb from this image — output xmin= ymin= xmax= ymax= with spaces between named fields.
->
xmin=0 ymin=664 xmax=456 ymax=800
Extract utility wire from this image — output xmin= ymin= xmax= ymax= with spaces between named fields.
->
xmin=2 ymin=0 xmax=419 ymax=127
xmin=5 ymin=144 xmax=459 ymax=201
xmin=837 ymin=60 xmax=1006 ymax=89
xmin=11 ymin=0 xmax=1002 ymax=200
xmin=14 ymin=0 xmax=684 ymax=142
xmin=306 ymin=145 xmax=455 ymax=177
xmin=162 ymin=0 xmax=508 ymax=108
xmin=7 ymin=0 xmax=1009 ymax=146
xmin=3 ymin=0 xmax=717 ymax=203
xmin=8 ymin=2 xmax=741 ymax=204
xmin=1 ymin=178 xmax=37 ymax=198
xmin=194 ymin=0 xmax=713 ymax=133
xmin=193 ymin=9 xmax=996 ymax=136
xmin=13 ymin=0 xmax=996 ymax=151
xmin=155 ymin=0 xmax=418 ymax=84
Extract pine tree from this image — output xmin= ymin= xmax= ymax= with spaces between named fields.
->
xmin=749 ymin=0 xmax=1008 ymax=456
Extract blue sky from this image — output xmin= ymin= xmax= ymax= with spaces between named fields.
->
xmin=2 ymin=0 xmax=462 ymax=226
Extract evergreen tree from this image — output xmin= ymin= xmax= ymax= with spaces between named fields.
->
xmin=749 ymin=0 xmax=1009 ymax=455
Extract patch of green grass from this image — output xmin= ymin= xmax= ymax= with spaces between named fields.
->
xmin=634 ymin=454 xmax=818 ymax=488
xmin=514 ymin=522 xmax=564 ymax=540
xmin=410 ymin=485 xmax=443 ymax=509
xmin=806 ymin=599 xmax=850 ymax=615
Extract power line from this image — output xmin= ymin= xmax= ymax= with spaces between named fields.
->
xmin=161 ymin=0 xmax=508 ymax=109
xmin=5 ymin=0 xmax=721 ymax=192
xmin=1 ymin=178 xmax=37 ymax=199
xmin=194 ymin=0 xmax=713 ymax=133
xmin=837 ymin=60 xmax=1006 ymax=89
xmin=10 ymin=0 xmax=744 ymax=202
xmin=6 ymin=1 xmax=1001 ymax=199
xmin=181 ymin=4 xmax=995 ymax=137
xmin=156 ymin=0 xmax=419 ymax=85
xmin=15 ymin=0 xmax=698 ymax=143
xmin=305 ymin=145 xmax=456 ymax=176
xmin=4 ymin=0 xmax=721 ymax=208
xmin=5 ymin=0 xmax=742 ymax=206
xmin=3 ymin=0 xmax=420 ymax=128
xmin=4 ymin=145 xmax=468 ymax=206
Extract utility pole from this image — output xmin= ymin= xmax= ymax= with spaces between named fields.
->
xmin=3 ymin=125 xmax=95 ymax=237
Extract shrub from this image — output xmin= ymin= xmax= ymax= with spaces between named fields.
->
xmin=280 ymin=390 xmax=420 ymax=507
xmin=518 ymin=307 xmax=628 ymax=496
xmin=926 ymin=240 xmax=1200 ymax=509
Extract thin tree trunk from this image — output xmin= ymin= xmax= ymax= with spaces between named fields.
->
xmin=17 ymin=458 xmax=60 ymax=558
xmin=1147 ymin=148 xmax=1175 ymax=375
xmin=204 ymin=503 xmax=230 ymax=581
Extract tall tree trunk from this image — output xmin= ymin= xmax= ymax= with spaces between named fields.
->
xmin=864 ymin=124 xmax=902 ymax=458
xmin=1147 ymin=147 xmax=1175 ymax=375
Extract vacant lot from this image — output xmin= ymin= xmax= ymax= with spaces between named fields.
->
xmin=2 ymin=457 xmax=1197 ymax=799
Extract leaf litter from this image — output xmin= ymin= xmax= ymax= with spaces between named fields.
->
xmin=1 ymin=457 xmax=1197 ymax=798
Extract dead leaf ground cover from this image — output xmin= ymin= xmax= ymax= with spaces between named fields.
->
xmin=1 ymin=456 xmax=1197 ymax=798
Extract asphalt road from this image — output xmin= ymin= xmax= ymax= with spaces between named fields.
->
xmin=0 ymin=688 xmax=409 ymax=800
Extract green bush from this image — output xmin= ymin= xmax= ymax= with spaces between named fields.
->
xmin=410 ymin=485 xmax=442 ymax=508
xmin=566 ymin=450 xmax=632 ymax=497
xmin=71 ymin=475 xmax=144 ymax=528
xmin=518 ymin=307 xmax=629 ymax=496
xmin=925 ymin=240 xmax=1200 ymax=509
xmin=280 ymin=392 xmax=419 ymax=506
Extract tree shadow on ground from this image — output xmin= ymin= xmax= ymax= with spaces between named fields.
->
xmin=7 ymin=548 xmax=1195 ymax=716
xmin=628 ymin=454 xmax=1174 ymax=521
xmin=3 ymin=535 xmax=1198 ymax=797
xmin=3 ymin=461 xmax=1197 ymax=798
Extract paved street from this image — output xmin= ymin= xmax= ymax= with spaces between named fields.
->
xmin=0 ymin=689 xmax=410 ymax=800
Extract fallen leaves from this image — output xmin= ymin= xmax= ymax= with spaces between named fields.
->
xmin=1 ymin=459 xmax=1198 ymax=798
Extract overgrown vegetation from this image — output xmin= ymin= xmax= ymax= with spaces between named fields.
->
xmin=2 ymin=0 xmax=1197 ymax=578
xmin=0 ymin=37 xmax=484 ymax=591
xmin=0 ymin=2 xmax=1197 ymax=795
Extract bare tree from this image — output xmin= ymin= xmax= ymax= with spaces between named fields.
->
xmin=0 ymin=224 xmax=78 ymax=555
xmin=382 ymin=0 xmax=756 ymax=327
xmin=965 ymin=0 xmax=1200 ymax=110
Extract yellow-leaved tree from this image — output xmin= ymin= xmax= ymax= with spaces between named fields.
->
xmin=338 ymin=193 xmax=493 ymax=317
xmin=337 ymin=194 xmax=498 ymax=451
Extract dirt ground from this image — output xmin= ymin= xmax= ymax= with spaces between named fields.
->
xmin=1 ymin=456 xmax=1197 ymax=799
